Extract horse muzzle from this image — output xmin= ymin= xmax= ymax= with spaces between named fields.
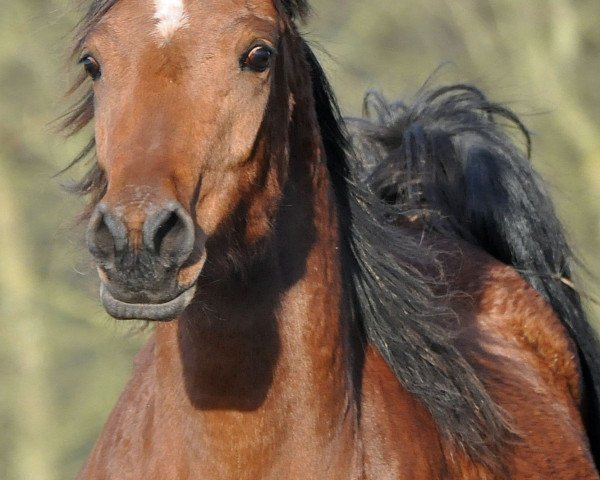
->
xmin=86 ymin=200 xmax=205 ymax=320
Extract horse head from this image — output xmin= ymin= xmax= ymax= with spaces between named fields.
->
xmin=78 ymin=0 xmax=311 ymax=320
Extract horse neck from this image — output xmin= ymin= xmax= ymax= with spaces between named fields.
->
xmin=152 ymin=138 xmax=360 ymax=476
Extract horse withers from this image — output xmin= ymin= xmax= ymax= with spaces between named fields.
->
xmin=65 ymin=0 xmax=600 ymax=478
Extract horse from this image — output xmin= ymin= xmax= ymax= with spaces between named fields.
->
xmin=65 ymin=0 xmax=600 ymax=478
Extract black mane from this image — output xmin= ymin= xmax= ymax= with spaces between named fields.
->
xmin=346 ymin=86 xmax=600 ymax=467
xmin=315 ymin=65 xmax=600 ymax=467
xmin=304 ymin=48 xmax=514 ymax=469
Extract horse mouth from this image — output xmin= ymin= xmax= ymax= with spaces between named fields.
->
xmin=100 ymin=283 xmax=196 ymax=321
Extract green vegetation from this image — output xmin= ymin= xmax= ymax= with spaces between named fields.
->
xmin=1 ymin=1 xmax=598 ymax=478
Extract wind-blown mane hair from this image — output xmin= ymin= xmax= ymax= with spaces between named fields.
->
xmin=63 ymin=0 xmax=600 ymax=472
xmin=347 ymin=86 xmax=600 ymax=467
xmin=305 ymin=51 xmax=513 ymax=469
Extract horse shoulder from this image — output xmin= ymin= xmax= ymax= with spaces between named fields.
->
xmin=359 ymin=342 xmax=500 ymax=479
xmin=359 ymin=345 xmax=448 ymax=479
xmin=77 ymin=337 xmax=157 ymax=480
xmin=467 ymin=257 xmax=580 ymax=401
xmin=447 ymin=245 xmax=598 ymax=477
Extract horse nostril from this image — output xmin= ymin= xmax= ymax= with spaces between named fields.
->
xmin=87 ymin=204 xmax=127 ymax=263
xmin=144 ymin=204 xmax=195 ymax=264
xmin=154 ymin=211 xmax=181 ymax=254
xmin=93 ymin=215 xmax=114 ymax=259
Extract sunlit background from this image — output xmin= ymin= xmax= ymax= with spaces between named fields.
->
xmin=1 ymin=1 xmax=599 ymax=478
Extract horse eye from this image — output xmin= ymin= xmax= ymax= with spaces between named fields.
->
xmin=80 ymin=55 xmax=101 ymax=81
xmin=241 ymin=45 xmax=274 ymax=73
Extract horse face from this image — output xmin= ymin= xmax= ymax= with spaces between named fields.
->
xmin=82 ymin=0 xmax=282 ymax=320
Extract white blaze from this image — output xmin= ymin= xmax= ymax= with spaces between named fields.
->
xmin=153 ymin=0 xmax=188 ymax=43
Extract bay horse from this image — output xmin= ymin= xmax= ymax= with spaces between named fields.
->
xmin=66 ymin=0 xmax=600 ymax=478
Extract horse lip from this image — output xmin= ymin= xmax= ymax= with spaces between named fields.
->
xmin=100 ymin=283 xmax=196 ymax=321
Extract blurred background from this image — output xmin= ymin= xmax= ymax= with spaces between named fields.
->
xmin=1 ymin=0 xmax=599 ymax=478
